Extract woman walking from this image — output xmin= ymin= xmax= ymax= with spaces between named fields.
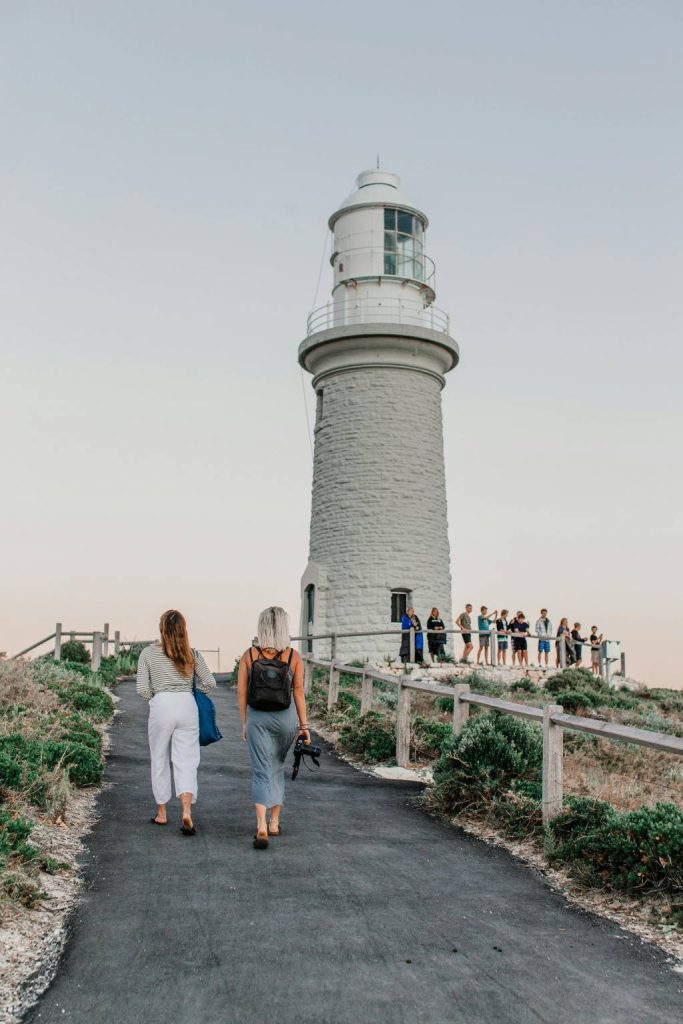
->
xmin=136 ymin=609 xmax=216 ymax=835
xmin=237 ymin=607 xmax=310 ymax=850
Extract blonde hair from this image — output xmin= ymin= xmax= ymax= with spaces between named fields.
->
xmin=257 ymin=607 xmax=291 ymax=651
xmin=159 ymin=609 xmax=195 ymax=678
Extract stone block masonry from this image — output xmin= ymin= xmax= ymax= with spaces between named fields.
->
xmin=308 ymin=365 xmax=452 ymax=661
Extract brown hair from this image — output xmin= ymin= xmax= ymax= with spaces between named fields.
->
xmin=159 ymin=609 xmax=195 ymax=678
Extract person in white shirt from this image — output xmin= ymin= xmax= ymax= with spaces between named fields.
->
xmin=535 ymin=609 xmax=553 ymax=668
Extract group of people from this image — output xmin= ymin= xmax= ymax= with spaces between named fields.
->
xmin=136 ymin=606 xmax=309 ymax=848
xmin=401 ymin=605 xmax=604 ymax=673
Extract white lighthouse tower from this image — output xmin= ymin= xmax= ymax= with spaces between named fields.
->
xmin=299 ymin=170 xmax=459 ymax=661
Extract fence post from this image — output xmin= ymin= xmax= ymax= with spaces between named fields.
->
xmin=327 ymin=661 xmax=340 ymax=710
xmin=70 ymin=632 xmax=76 ymax=644
xmin=409 ymin=627 xmax=415 ymax=664
xmin=452 ymin=684 xmax=470 ymax=735
xmin=542 ymin=704 xmax=564 ymax=823
xmin=360 ymin=672 xmax=373 ymax=715
xmin=217 ymin=647 xmax=221 ymax=672
xmin=490 ymin=629 xmax=497 ymax=668
xmin=54 ymin=623 xmax=62 ymax=661
xmin=396 ymin=683 xmax=412 ymax=767
xmin=303 ymin=658 xmax=313 ymax=695
xmin=92 ymin=632 xmax=103 ymax=672
xmin=330 ymin=633 xmax=337 ymax=661
xmin=102 ymin=623 xmax=109 ymax=658
xmin=602 ymin=638 xmax=614 ymax=688
xmin=620 ymin=651 xmax=626 ymax=678
xmin=559 ymin=636 xmax=566 ymax=669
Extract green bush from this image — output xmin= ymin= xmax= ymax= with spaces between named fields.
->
xmin=435 ymin=696 xmax=454 ymax=714
xmin=0 ymin=808 xmax=36 ymax=870
xmin=41 ymin=740 xmax=103 ymax=786
xmin=510 ymin=677 xmax=537 ymax=694
xmin=552 ymin=689 xmax=601 ymax=713
xmin=413 ymin=717 xmax=452 ymax=759
xmin=338 ymin=711 xmax=395 ymax=764
xmin=53 ymin=683 xmax=114 ymax=722
xmin=59 ymin=660 xmax=92 ymax=678
xmin=335 ymin=690 xmax=360 ymax=713
xmin=548 ymin=798 xmax=683 ymax=898
xmin=546 ymin=668 xmax=609 ymax=697
xmin=0 ymin=731 xmax=103 ymax=800
xmin=432 ymin=712 xmax=542 ymax=812
xmin=60 ymin=641 xmax=90 ymax=664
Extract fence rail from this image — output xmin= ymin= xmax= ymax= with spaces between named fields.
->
xmin=302 ymin=655 xmax=682 ymax=824
xmin=10 ymin=624 xmax=221 ymax=672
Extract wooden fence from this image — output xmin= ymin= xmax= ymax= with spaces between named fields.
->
xmin=303 ymin=655 xmax=683 ymax=824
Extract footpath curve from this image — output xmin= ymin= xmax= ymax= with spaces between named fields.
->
xmin=25 ymin=680 xmax=682 ymax=1024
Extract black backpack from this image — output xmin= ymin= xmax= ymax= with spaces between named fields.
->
xmin=247 ymin=647 xmax=294 ymax=712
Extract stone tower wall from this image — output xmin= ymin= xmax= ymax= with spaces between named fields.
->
xmin=307 ymin=365 xmax=452 ymax=663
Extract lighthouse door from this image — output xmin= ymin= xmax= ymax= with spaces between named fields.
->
xmin=304 ymin=584 xmax=315 ymax=653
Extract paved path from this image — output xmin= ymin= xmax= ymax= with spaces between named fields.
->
xmin=26 ymin=681 xmax=682 ymax=1024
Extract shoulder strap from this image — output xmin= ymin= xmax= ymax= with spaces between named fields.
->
xmin=286 ymin=647 xmax=294 ymax=667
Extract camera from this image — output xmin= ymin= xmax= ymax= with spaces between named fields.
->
xmin=292 ymin=736 xmax=321 ymax=779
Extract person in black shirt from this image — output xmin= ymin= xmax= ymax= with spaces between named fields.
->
xmin=427 ymin=608 xmax=447 ymax=663
xmin=495 ymin=610 xmax=510 ymax=666
xmin=571 ymin=623 xmax=587 ymax=668
xmin=510 ymin=612 xmax=529 ymax=668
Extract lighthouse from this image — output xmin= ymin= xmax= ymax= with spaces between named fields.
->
xmin=299 ymin=170 xmax=459 ymax=662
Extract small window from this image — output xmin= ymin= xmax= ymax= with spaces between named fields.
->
xmin=384 ymin=207 xmax=397 ymax=230
xmin=315 ymin=389 xmax=324 ymax=427
xmin=391 ymin=591 xmax=409 ymax=623
xmin=398 ymin=210 xmax=413 ymax=234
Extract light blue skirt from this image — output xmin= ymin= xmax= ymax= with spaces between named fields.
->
xmin=246 ymin=704 xmax=298 ymax=807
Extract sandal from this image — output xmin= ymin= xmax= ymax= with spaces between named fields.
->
xmin=150 ymin=816 xmax=167 ymax=826
xmin=180 ymin=824 xmax=196 ymax=836
xmin=253 ymin=831 xmax=269 ymax=850
xmin=267 ymin=824 xmax=282 ymax=836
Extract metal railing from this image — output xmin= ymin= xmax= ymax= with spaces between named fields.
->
xmin=306 ymin=297 xmax=451 ymax=336
xmin=293 ymin=626 xmax=625 ymax=683
xmin=302 ymin=655 xmax=683 ymax=824
xmin=330 ymin=246 xmax=437 ymax=287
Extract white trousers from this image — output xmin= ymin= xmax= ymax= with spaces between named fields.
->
xmin=147 ymin=692 xmax=200 ymax=805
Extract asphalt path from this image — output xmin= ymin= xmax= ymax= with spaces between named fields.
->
xmin=25 ymin=680 xmax=682 ymax=1024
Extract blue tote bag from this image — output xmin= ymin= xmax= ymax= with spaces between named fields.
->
xmin=192 ymin=650 xmax=222 ymax=747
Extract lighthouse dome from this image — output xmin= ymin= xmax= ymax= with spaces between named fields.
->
xmin=329 ymin=169 xmax=428 ymax=229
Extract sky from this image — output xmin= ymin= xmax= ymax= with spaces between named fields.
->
xmin=1 ymin=1 xmax=682 ymax=686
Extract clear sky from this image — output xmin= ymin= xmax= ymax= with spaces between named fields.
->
xmin=1 ymin=1 xmax=682 ymax=686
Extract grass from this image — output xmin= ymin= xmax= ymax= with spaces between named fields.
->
xmin=0 ymin=657 xmax=116 ymax=909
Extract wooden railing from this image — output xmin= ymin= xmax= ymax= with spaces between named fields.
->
xmin=302 ymin=655 xmax=683 ymax=824
xmin=11 ymin=623 xmax=120 ymax=670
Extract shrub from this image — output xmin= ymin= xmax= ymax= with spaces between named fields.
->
xmin=338 ymin=711 xmax=395 ymax=764
xmin=548 ymin=798 xmax=683 ymax=898
xmin=546 ymin=668 xmax=609 ymax=697
xmin=59 ymin=641 xmax=90 ymax=664
xmin=335 ymin=690 xmax=360 ymax=713
xmin=435 ymin=696 xmax=454 ymax=714
xmin=413 ymin=717 xmax=452 ymax=759
xmin=53 ymin=683 xmax=114 ymax=722
xmin=95 ymin=657 xmax=119 ymax=686
xmin=59 ymin=661 xmax=92 ymax=678
xmin=552 ymin=689 xmax=601 ymax=713
xmin=432 ymin=712 xmax=542 ymax=812
xmin=510 ymin=677 xmax=537 ymax=694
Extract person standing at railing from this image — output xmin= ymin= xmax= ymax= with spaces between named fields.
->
xmin=400 ymin=607 xmax=424 ymax=664
xmin=556 ymin=618 xmax=575 ymax=666
xmin=496 ymin=610 xmax=511 ymax=666
xmin=510 ymin=612 xmax=529 ymax=668
xmin=589 ymin=627 xmax=603 ymax=675
xmin=535 ymin=609 xmax=553 ymax=668
xmin=136 ymin=609 xmax=216 ymax=836
xmin=456 ymin=604 xmax=473 ymax=663
xmin=427 ymin=607 xmax=447 ymax=663
xmin=571 ymin=623 xmax=587 ymax=668
xmin=476 ymin=606 xmax=497 ymax=666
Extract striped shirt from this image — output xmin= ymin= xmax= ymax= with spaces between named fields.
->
xmin=136 ymin=643 xmax=216 ymax=701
